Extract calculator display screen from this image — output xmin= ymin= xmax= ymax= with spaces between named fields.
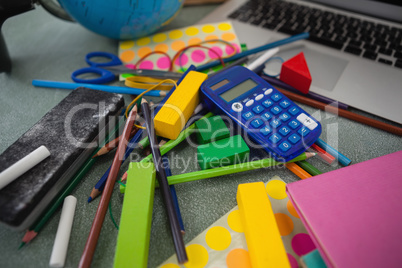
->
xmin=219 ymin=79 xmax=258 ymax=102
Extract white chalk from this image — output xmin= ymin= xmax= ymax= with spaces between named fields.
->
xmin=0 ymin=145 xmax=51 ymax=190
xmin=246 ymin=47 xmax=280 ymax=72
xmin=49 ymin=195 xmax=77 ymax=268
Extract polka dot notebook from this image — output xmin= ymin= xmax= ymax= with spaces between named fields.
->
xmin=159 ymin=176 xmax=316 ymax=268
xmin=118 ymin=21 xmax=241 ymax=74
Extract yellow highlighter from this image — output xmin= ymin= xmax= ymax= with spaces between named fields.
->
xmin=237 ymin=182 xmax=291 ymax=268
xmin=154 ymin=70 xmax=208 ymax=140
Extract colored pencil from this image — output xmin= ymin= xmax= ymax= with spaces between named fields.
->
xmin=276 ymin=88 xmax=402 ymax=136
xmin=315 ymin=138 xmax=352 ymax=166
xmin=87 ymin=128 xmax=144 ymax=202
xmin=79 ymin=105 xmax=138 ymax=268
xmin=19 ymin=116 xmax=125 ymax=248
xmin=160 ymin=152 xmax=316 ymax=186
xmin=32 ymin=80 xmax=167 ymax=97
xmin=141 ymin=98 xmax=188 ymax=264
xmin=310 ymin=143 xmax=336 ymax=164
xmin=140 ymin=112 xmax=214 ymax=163
xmin=196 ymin=32 xmax=310 ymax=71
xmin=120 ymin=153 xmax=317 ymax=194
xmin=162 ymin=155 xmax=185 ymax=234
xmin=285 ymin=162 xmax=312 ymax=180
xmin=260 ymin=74 xmax=349 ymax=110
xmin=296 ymin=160 xmax=323 ymax=176
xmin=92 ymin=127 xmax=139 ymax=158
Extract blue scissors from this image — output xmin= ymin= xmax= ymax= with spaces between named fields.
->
xmin=72 ymin=51 xmax=182 ymax=84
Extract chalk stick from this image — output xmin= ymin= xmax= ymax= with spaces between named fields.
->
xmin=49 ymin=195 xmax=77 ymax=268
xmin=114 ymin=162 xmax=156 ymax=268
xmin=0 ymin=145 xmax=50 ymax=190
xmin=154 ymin=70 xmax=208 ymax=139
xmin=0 ymin=87 xmax=124 ymax=230
xmin=237 ymin=182 xmax=290 ymax=268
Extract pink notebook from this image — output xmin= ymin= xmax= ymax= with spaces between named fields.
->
xmin=286 ymin=150 xmax=402 ymax=268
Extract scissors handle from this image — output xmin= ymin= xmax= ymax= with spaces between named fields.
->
xmin=85 ymin=51 xmax=122 ymax=67
xmin=71 ymin=67 xmax=115 ymax=84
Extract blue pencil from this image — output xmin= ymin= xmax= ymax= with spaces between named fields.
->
xmin=88 ymin=129 xmax=144 ymax=202
xmin=32 ymin=79 xmax=167 ymax=97
xmin=195 ymin=32 xmax=310 ymax=71
xmin=315 ymin=138 xmax=352 ymax=166
xmin=162 ymin=155 xmax=185 ymax=234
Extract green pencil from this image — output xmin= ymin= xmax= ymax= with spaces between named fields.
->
xmin=120 ymin=152 xmax=316 ymax=194
xmin=163 ymin=152 xmax=316 ymax=186
xmin=296 ymin=160 xmax=323 ymax=176
xmin=19 ymin=116 xmax=125 ymax=249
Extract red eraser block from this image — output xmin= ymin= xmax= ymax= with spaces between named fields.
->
xmin=280 ymin=52 xmax=312 ymax=94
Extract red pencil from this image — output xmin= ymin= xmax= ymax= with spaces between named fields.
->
xmin=310 ymin=143 xmax=336 ymax=164
xmin=79 ymin=105 xmax=138 ymax=268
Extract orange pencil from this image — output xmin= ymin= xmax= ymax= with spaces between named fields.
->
xmin=310 ymin=143 xmax=336 ymax=164
xmin=286 ymin=162 xmax=312 ymax=180
xmin=79 ymin=105 xmax=138 ymax=268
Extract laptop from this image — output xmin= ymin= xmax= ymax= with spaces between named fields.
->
xmin=199 ymin=0 xmax=402 ymax=124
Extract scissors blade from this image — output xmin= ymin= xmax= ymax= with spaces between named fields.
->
xmin=103 ymin=66 xmax=183 ymax=79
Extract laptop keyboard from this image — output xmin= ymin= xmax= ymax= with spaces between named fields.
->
xmin=228 ymin=0 xmax=402 ymax=68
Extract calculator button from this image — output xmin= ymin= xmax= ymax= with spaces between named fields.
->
xmin=279 ymin=100 xmax=291 ymax=108
xmin=232 ymin=102 xmax=243 ymax=112
xmin=288 ymin=120 xmax=301 ymax=129
xmin=262 ymin=99 xmax=273 ymax=108
xmin=279 ymin=141 xmax=292 ymax=152
xmin=250 ymin=118 xmax=264 ymax=128
xmin=298 ymin=127 xmax=310 ymax=137
xmin=255 ymin=94 xmax=264 ymax=101
xmin=270 ymin=106 xmax=282 ymax=115
xmin=279 ymin=113 xmax=291 ymax=121
xmin=269 ymin=133 xmax=282 ymax=144
xmin=288 ymin=106 xmax=300 ymax=115
xmin=260 ymin=125 xmax=272 ymax=136
xmin=288 ymin=134 xmax=301 ymax=144
xmin=245 ymin=99 xmax=254 ymax=107
xmin=279 ymin=126 xmax=291 ymax=136
xmin=242 ymin=111 xmax=254 ymax=121
xmin=264 ymin=88 xmax=273 ymax=95
xmin=252 ymin=105 xmax=264 ymax=114
xmin=261 ymin=112 xmax=272 ymax=121
xmin=271 ymin=93 xmax=282 ymax=102
xmin=297 ymin=113 xmax=318 ymax=130
xmin=270 ymin=118 xmax=281 ymax=128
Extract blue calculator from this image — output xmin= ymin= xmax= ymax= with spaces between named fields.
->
xmin=200 ymin=66 xmax=321 ymax=161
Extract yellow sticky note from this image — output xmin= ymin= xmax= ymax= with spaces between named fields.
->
xmin=236 ymin=182 xmax=291 ymax=268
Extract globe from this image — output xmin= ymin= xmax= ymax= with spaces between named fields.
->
xmin=57 ymin=0 xmax=183 ymax=40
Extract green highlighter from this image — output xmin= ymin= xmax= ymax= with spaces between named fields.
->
xmin=114 ymin=162 xmax=156 ymax=268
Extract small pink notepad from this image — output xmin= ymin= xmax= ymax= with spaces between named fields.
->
xmin=286 ymin=150 xmax=402 ymax=268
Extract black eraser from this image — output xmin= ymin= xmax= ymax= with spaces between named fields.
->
xmin=0 ymin=87 xmax=124 ymax=230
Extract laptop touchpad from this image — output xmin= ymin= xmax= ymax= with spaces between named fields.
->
xmin=264 ymin=45 xmax=348 ymax=92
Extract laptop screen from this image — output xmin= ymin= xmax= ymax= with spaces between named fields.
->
xmin=308 ymin=0 xmax=402 ymax=23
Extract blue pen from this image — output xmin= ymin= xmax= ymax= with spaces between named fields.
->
xmin=32 ymin=79 xmax=167 ymax=97
xmin=196 ymin=32 xmax=310 ymax=72
xmin=162 ymin=155 xmax=185 ymax=234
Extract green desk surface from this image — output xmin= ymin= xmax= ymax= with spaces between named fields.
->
xmin=0 ymin=3 xmax=401 ymax=268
